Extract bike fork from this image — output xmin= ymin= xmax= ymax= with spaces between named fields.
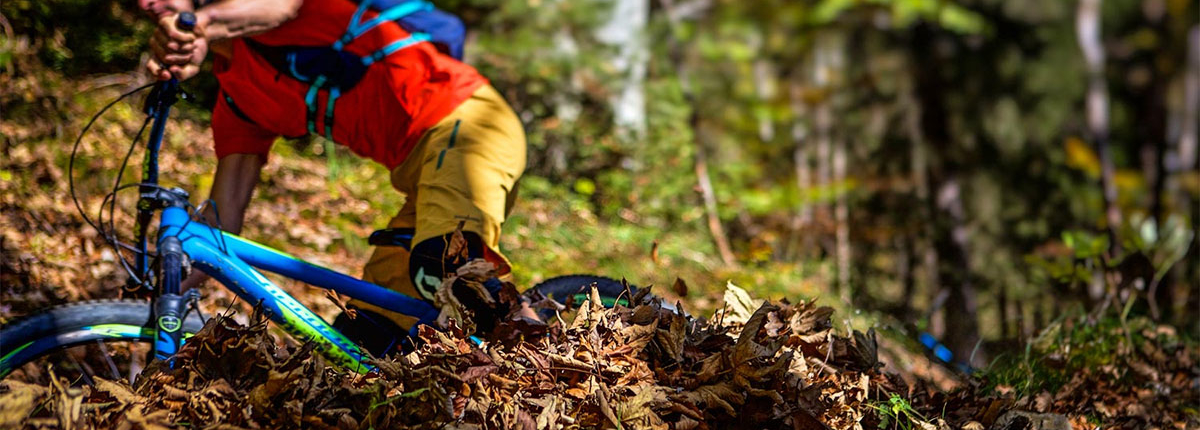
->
xmin=152 ymin=236 xmax=190 ymax=364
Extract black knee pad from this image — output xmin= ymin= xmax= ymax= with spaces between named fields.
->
xmin=409 ymin=231 xmax=506 ymax=334
xmin=408 ymin=231 xmax=486 ymax=300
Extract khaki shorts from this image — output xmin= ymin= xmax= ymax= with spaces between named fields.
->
xmin=349 ymin=84 xmax=526 ymax=330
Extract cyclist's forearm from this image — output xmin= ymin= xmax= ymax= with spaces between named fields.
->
xmin=195 ymin=0 xmax=302 ymax=41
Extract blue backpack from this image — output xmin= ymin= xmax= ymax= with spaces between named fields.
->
xmin=245 ymin=0 xmax=466 ymax=139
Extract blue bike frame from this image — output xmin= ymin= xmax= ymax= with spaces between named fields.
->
xmin=156 ymin=206 xmax=441 ymax=372
xmin=126 ymin=79 xmax=439 ymax=373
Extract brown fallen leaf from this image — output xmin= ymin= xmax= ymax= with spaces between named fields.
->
xmin=671 ymin=277 xmax=688 ymax=297
xmin=324 ymin=289 xmax=356 ymax=320
xmin=446 ymin=220 xmax=469 ymax=264
xmin=0 ymin=380 xmax=49 ymax=428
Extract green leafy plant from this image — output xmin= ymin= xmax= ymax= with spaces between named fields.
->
xmin=872 ymin=394 xmax=927 ymax=430
xmin=1121 ymin=213 xmax=1194 ymax=288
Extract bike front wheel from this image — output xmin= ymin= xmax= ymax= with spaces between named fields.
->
xmin=0 ymin=299 xmax=204 ymax=381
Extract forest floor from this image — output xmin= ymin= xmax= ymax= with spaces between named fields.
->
xmin=2 ymin=67 xmax=1199 ymax=429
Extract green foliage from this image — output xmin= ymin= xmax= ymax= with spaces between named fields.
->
xmin=871 ymin=394 xmax=927 ymax=430
xmin=813 ymin=0 xmax=988 ymax=34
xmin=1121 ymin=213 xmax=1194 ymax=282
xmin=1 ymin=0 xmax=152 ymax=74
xmin=980 ymin=305 xmax=1195 ymax=399
xmin=1024 ymin=212 xmax=1195 ymax=291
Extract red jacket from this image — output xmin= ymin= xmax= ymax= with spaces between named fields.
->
xmin=211 ymin=0 xmax=486 ymax=169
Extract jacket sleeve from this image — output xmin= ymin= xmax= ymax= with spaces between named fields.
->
xmin=212 ymin=91 xmax=278 ymax=160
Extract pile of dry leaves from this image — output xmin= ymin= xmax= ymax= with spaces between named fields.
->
xmin=0 ymin=284 xmax=1016 ymax=429
xmin=994 ymin=320 xmax=1200 ymax=429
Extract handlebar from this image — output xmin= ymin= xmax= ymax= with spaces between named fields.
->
xmin=176 ymin=12 xmax=197 ymax=32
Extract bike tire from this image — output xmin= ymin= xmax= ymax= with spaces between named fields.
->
xmin=530 ymin=275 xmax=636 ymax=320
xmin=530 ymin=274 xmax=685 ymax=318
xmin=0 ymin=299 xmax=204 ymax=379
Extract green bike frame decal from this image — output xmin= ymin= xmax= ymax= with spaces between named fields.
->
xmin=0 ymin=341 xmax=34 ymax=368
xmin=84 ymin=324 xmax=194 ymax=340
xmin=87 ymin=324 xmax=152 ymax=338
xmin=248 ymin=267 xmax=366 ymax=371
xmin=158 ymin=316 xmax=182 ymax=333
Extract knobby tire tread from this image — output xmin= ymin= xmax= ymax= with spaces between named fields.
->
xmin=0 ymin=299 xmax=204 ymax=358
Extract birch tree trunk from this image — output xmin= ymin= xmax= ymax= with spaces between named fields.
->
xmin=833 ymin=127 xmax=850 ymax=300
xmin=754 ymin=59 xmax=776 ymax=143
xmin=813 ymin=32 xmax=849 ymax=299
xmin=1181 ymin=27 xmax=1200 ymax=175
xmin=812 ymin=33 xmax=838 ymax=269
xmin=1076 ymin=0 xmax=1122 ymax=254
xmin=596 ymin=0 xmax=649 ymax=137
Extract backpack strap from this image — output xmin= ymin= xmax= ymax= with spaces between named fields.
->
xmin=361 ymin=33 xmax=431 ymax=65
xmin=335 ymin=0 xmax=434 ymax=50
xmin=294 ymin=0 xmax=435 ymax=141
xmin=305 ymin=75 xmax=328 ymax=135
xmin=324 ymin=87 xmax=341 ymax=140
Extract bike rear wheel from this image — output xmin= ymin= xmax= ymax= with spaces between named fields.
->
xmin=530 ymin=274 xmax=641 ymax=320
xmin=531 ymin=274 xmax=684 ymax=317
xmin=532 ymin=275 xmax=632 ymax=305
xmin=0 ymin=299 xmax=204 ymax=381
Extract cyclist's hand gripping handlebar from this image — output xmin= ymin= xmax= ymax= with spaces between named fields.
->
xmin=147 ymin=12 xmax=204 ymax=81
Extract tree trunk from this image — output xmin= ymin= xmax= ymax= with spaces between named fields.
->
xmin=1182 ymin=26 xmax=1200 ymax=331
xmin=596 ymin=0 xmax=649 ymax=137
xmin=657 ymin=0 xmax=733 ymax=267
xmin=812 ymin=33 xmax=839 ymax=265
xmin=1138 ymin=7 xmax=1173 ymax=320
xmin=754 ymin=59 xmax=776 ymax=143
xmin=1076 ymin=0 xmax=1122 ymax=254
xmin=693 ymin=126 xmax=737 ymax=266
xmin=900 ymin=236 xmax=917 ymax=318
xmin=1181 ymin=27 xmax=1200 ymax=176
xmin=933 ymin=176 xmax=982 ymax=366
xmin=911 ymin=23 xmax=983 ymax=367
xmin=903 ymin=89 xmax=937 ymax=325
xmin=811 ymin=32 xmax=850 ymax=297
xmin=789 ymin=77 xmax=814 ymax=261
xmin=999 ymin=270 xmax=1010 ymax=341
xmin=834 ymin=132 xmax=850 ymax=301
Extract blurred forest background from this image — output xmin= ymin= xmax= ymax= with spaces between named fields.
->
xmin=2 ymin=0 xmax=1198 ymax=394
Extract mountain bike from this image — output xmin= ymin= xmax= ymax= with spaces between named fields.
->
xmin=0 ymin=72 xmax=641 ymax=382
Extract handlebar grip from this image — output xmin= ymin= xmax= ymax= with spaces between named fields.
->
xmin=176 ymin=12 xmax=197 ymax=32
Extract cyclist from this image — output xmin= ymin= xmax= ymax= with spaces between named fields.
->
xmin=138 ymin=0 xmax=531 ymax=355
